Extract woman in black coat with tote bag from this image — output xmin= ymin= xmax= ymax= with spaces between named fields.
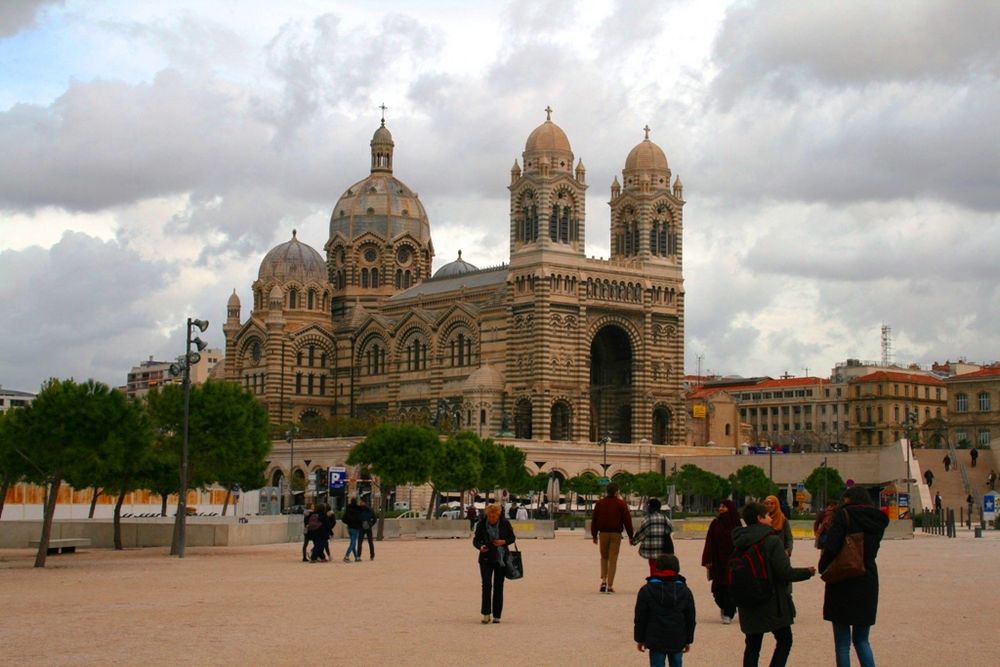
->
xmin=818 ymin=486 xmax=889 ymax=667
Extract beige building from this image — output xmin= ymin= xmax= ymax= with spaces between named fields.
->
xmin=0 ymin=385 xmax=35 ymax=413
xmin=125 ymin=349 xmax=224 ymax=399
xmin=224 ymin=112 xmax=690 ymax=486
xmin=945 ymin=365 xmax=1000 ymax=449
xmin=846 ymin=370 xmax=947 ymax=448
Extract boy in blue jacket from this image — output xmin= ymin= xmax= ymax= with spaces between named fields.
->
xmin=634 ymin=553 xmax=696 ymax=667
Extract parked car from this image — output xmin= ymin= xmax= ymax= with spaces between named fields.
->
xmin=438 ymin=507 xmax=462 ymax=519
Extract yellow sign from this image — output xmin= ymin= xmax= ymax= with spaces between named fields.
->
xmin=692 ymin=405 xmax=706 ymax=418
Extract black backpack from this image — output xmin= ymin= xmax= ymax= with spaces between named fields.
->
xmin=306 ymin=512 xmax=323 ymax=533
xmin=727 ymin=538 xmax=773 ymax=607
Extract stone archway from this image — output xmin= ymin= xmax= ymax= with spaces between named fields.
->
xmin=589 ymin=325 xmax=633 ymax=443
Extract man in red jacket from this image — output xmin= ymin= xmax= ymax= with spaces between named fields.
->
xmin=591 ymin=482 xmax=634 ymax=593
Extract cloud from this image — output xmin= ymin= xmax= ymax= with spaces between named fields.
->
xmin=0 ymin=231 xmax=176 ymax=390
xmin=0 ymin=0 xmax=62 ymax=38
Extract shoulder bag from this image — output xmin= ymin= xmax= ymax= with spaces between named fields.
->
xmin=820 ymin=510 xmax=866 ymax=584
xmin=504 ymin=543 xmax=523 ymax=580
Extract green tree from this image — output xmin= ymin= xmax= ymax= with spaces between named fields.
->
xmin=497 ymin=443 xmax=532 ymax=495
xmin=147 ymin=381 xmax=271 ymax=551
xmin=475 ymin=437 xmax=505 ymax=500
xmin=567 ymin=472 xmax=601 ymax=510
xmin=611 ymin=471 xmax=635 ymax=497
xmin=0 ymin=409 xmax=30 ymax=520
xmin=430 ymin=431 xmax=482 ymax=515
xmin=632 ymin=471 xmax=668 ymax=507
xmin=803 ymin=465 xmax=846 ymax=508
xmin=10 ymin=379 xmax=122 ymax=567
xmin=348 ymin=423 xmax=441 ymax=534
xmin=729 ymin=464 xmax=779 ymax=502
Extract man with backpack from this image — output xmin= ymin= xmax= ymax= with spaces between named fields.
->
xmin=730 ymin=502 xmax=815 ymax=667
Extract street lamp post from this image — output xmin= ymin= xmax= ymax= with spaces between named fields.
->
xmin=171 ymin=317 xmax=208 ymax=558
xmin=286 ymin=425 xmax=299 ymax=511
xmin=598 ymin=433 xmax=611 ymax=477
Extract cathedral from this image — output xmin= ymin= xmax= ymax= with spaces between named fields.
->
xmin=223 ymin=109 xmax=687 ymax=451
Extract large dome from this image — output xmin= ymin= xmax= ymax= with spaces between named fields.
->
xmin=624 ymin=137 xmax=669 ymax=172
xmin=258 ymin=230 xmax=326 ymax=283
xmin=433 ymin=250 xmax=478 ymax=278
xmin=330 ymin=172 xmax=431 ymax=244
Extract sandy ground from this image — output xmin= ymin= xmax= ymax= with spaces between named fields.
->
xmin=2 ymin=528 xmax=998 ymax=666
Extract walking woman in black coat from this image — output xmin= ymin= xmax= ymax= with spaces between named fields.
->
xmin=818 ymin=486 xmax=889 ymax=667
xmin=473 ymin=503 xmax=516 ymax=624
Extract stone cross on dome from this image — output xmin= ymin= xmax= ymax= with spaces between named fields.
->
xmin=379 ymin=102 xmax=388 ymax=125
xmin=545 ymin=105 xmax=552 ymax=121
xmin=643 ymin=124 xmax=651 ymax=140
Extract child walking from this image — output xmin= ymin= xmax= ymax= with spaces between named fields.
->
xmin=634 ymin=554 xmax=696 ymax=667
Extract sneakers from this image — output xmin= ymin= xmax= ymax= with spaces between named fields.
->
xmin=492 ymin=617 xmax=501 ymax=623
xmin=722 ymin=616 xmax=732 ymax=625
xmin=481 ymin=615 xmax=491 ymax=624
xmin=343 ymin=557 xmax=351 ymax=563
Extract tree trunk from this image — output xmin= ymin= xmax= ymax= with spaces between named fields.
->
xmin=0 ymin=478 xmax=10 ymax=519
xmin=160 ymin=494 xmax=168 ymax=517
xmin=425 ymin=487 xmax=438 ymax=519
xmin=34 ymin=474 xmax=61 ymax=568
xmin=170 ymin=486 xmax=185 ymax=556
xmin=376 ymin=488 xmax=390 ymax=541
xmin=88 ymin=486 xmax=101 ymax=518
xmin=221 ymin=488 xmax=232 ymax=516
xmin=113 ymin=487 xmax=127 ymax=550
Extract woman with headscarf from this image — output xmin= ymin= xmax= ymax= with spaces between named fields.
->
xmin=764 ymin=495 xmax=793 ymax=556
xmin=701 ymin=499 xmax=741 ymax=624
xmin=472 ymin=503 xmax=516 ymax=624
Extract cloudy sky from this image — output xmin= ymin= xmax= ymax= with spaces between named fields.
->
xmin=1 ymin=0 xmax=997 ymax=392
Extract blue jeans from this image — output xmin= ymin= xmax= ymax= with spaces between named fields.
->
xmin=344 ymin=528 xmax=360 ymax=559
xmin=833 ymin=623 xmax=875 ymax=667
xmin=648 ymin=651 xmax=683 ymax=667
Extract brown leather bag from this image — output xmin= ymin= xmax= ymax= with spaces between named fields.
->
xmin=820 ymin=510 xmax=866 ymax=583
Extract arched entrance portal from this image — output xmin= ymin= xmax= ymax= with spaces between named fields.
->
xmin=590 ymin=325 xmax=633 ymax=443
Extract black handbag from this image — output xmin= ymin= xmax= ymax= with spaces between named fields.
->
xmin=504 ymin=544 xmax=523 ymax=580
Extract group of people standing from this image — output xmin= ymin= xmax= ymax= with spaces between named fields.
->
xmin=632 ymin=488 xmax=888 ymax=667
xmin=302 ymin=498 xmax=377 ymax=563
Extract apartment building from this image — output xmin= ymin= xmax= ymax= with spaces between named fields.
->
xmin=125 ymin=349 xmax=224 ymax=399
xmin=846 ymin=370 xmax=947 ymax=448
xmin=945 ymin=365 xmax=1000 ymax=449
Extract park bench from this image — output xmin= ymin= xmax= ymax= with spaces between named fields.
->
xmin=28 ymin=538 xmax=91 ymax=555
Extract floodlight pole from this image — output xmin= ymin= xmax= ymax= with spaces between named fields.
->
xmin=177 ymin=318 xmax=193 ymax=558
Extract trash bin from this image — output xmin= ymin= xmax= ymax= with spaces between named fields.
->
xmin=975 ymin=527 xmax=983 ymax=538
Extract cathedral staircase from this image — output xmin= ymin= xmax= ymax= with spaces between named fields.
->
xmin=911 ymin=448 xmax=973 ymax=518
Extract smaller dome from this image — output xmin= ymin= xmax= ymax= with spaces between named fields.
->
xmin=227 ymin=289 xmax=240 ymax=307
xmin=463 ymin=364 xmax=504 ymax=393
xmin=269 ymin=285 xmax=284 ymax=300
xmin=624 ymin=138 xmax=669 ymax=172
xmin=371 ymin=122 xmax=394 ymax=146
xmin=525 ymin=120 xmax=572 ymax=154
xmin=433 ymin=250 xmax=478 ymax=278
xmin=258 ymin=230 xmax=326 ymax=283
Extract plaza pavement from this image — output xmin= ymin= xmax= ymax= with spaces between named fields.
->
xmin=1 ymin=527 xmax=998 ymax=666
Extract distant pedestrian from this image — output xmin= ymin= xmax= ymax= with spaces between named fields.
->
xmin=301 ymin=502 xmax=317 ymax=562
xmin=357 ymin=498 xmax=376 ymax=561
xmin=943 ymin=454 xmax=951 ymax=472
xmin=466 ymin=504 xmax=478 ymax=531
xmin=701 ymin=499 xmax=741 ymax=624
xmin=473 ymin=503 xmax=516 ymax=624
xmin=632 ymin=498 xmax=675 ymax=575
xmin=988 ymin=470 xmax=997 ymax=491
xmin=764 ymin=495 xmax=793 ymax=556
xmin=516 ymin=504 xmax=529 ymax=520
xmin=819 ymin=486 xmax=888 ymax=667
xmin=924 ymin=469 xmax=934 ymax=488
xmin=732 ymin=502 xmax=816 ymax=667
xmin=970 ymin=447 xmax=979 ymax=468
xmin=591 ymin=482 xmax=634 ymax=594
xmin=634 ymin=553 xmax=696 ymax=667
xmin=934 ymin=492 xmax=942 ymax=513
xmin=307 ymin=503 xmax=332 ymax=563
xmin=966 ymin=494 xmax=974 ymax=524
xmin=342 ymin=499 xmax=362 ymax=562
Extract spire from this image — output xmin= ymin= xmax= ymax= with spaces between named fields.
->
xmin=575 ymin=158 xmax=586 ymax=183
xmin=370 ymin=113 xmax=395 ymax=174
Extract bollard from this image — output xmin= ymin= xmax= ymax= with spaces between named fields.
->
xmin=975 ymin=527 xmax=983 ymax=538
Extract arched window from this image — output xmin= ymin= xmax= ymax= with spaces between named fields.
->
xmin=307 ymin=374 xmax=314 ymax=395
xmin=296 ymin=350 xmax=303 ymax=365
xmin=515 ymin=399 xmax=533 ymax=439
xmin=319 ymin=375 xmax=326 ymax=395
xmin=371 ymin=268 xmax=379 ymax=288
xmin=652 ymin=407 xmax=671 ymax=445
xmin=956 ymin=393 xmax=969 ymax=413
xmin=295 ymin=373 xmax=302 ymax=395
xmin=403 ymin=270 xmax=411 ymax=288
xmin=308 ymin=346 xmax=315 ymax=367
xmin=550 ymin=401 xmax=571 ymax=440
xmin=288 ymin=288 xmax=298 ymax=309
xmin=307 ymin=289 xmax=315 ymax=309
xmin=361 ymin=268 xmax=369 ymax=288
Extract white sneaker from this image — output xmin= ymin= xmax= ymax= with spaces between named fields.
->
xmin=722 ymin=616 xmax=732 ymax=625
